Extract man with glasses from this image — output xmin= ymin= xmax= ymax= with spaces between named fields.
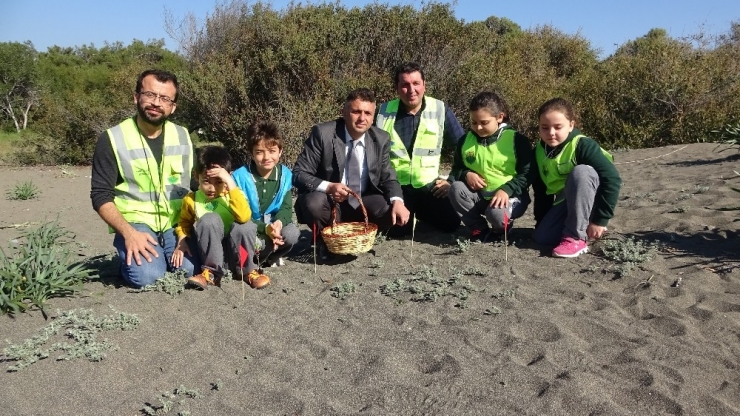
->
xmin=91 ymin=69 xmax=197 ymax=288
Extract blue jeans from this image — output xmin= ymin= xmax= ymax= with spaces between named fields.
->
xmin=112 ymin=223 xmax=198 ymax=288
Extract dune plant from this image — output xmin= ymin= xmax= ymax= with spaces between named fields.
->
xmin=712 ymin=123 xmax=740 ymax=151
xmin=0 ymin=220 xmax=90 ymax=315
xmin=5 ymin=181 xmax=40 ymax=200
xmin=599 ymin=237 xmax=659 ymax=277
xmin=330 ymin=281 xmax=356 ymax=300
xmin=3 ymin=308 xmax=140 ymax=371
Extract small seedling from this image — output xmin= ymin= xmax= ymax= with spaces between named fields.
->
xmin=137 ymin=269 xmax=188 ymax=297
xmin=455 ymin=238 xmax=471 ymax=253
xmin=668 ymin=206 xmax=687 ymax=213
xmin=330 ymin=281 xmax=356 ymax=300
xmin=5 ymin=181 xmax=40 ymax=200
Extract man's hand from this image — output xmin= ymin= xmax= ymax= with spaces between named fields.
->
xmin=431 ymin=179 xmax=451 ymax=198
xmin=122 ymin=228 xmax=160 ymax=266
xmin=488 ymin=189 xmax=510 ymax=209
xmin=326 ymin=182 xmax=351 ymax=202
xmin=390 ymin=200 xmax=410 ymax=226
xmin=587 ymin=223 xmax=607 ymax=240
xmin=171 ymin=237 xmax=191 ymax=268
xmin=465 ymin=172 xmax=487 ymax=191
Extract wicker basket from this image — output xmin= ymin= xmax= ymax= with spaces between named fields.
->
xmin=321 ymin=189 xmax=378 ymax=255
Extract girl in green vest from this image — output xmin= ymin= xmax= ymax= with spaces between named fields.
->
xmin=449 ymin=91 xmax=533 ymax=242
xmin=532 ymin=98 xmax=622 ymax=258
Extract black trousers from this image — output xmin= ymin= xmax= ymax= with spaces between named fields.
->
xmin=387 ymin=184 xmax=461 ymax=237
xmin=295 ymin=191 xmax=395 ymax=237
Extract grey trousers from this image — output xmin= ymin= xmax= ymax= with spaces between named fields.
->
xmin=230 ymin=221 xmax=300 ymax=274
xmin=533 ymin=165 xmax=600 ymax=246
xmin=194 ymin=213 xmax=252 ymax=277
xmin=448 ymin=181 xmax=529 ymax=233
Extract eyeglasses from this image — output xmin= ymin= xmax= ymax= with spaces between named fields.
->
xmin=138 ymin=91 xmax=176 ymax=105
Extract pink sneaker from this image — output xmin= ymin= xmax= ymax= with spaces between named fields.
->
xmin=552 ymin=237 xmax=588 ymax=258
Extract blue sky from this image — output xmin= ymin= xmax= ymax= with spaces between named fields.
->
xmin=1 ymin=0 xmax=738 ymax=58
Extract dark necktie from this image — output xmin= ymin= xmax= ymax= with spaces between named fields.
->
xmin=346 ymin=140 xmax=362 ymax=208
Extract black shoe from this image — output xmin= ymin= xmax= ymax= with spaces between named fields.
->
xmin=469 ymin=227 xmax=491 ymax=243
xmin=317 ymin=240 xmax=334 ymax=263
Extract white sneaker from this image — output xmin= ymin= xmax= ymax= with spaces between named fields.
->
xmin=269 ymin=257 xmax=285 ymax=267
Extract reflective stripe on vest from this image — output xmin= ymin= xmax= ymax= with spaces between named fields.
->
xmin=194 ymin=190 xmax=234 ymax=233
xmin=461 ymin=129 xmax=517 ymax=200
xmin=376 ymin=97 xmax=445 ymax=188
xmin=535 ymin=135 xmax=613 ymax=200
xmin=108 ymin=118 xmax=192 ymax=232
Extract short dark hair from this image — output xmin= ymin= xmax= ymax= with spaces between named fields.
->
xmin=345 ymin=88 xmax=376 ymax=104
xmin=393 ymin=62 xmax=425 ymax=86
xmin=194 ymin=145 xmax=232 ymax=173
xmin=136 ymin=69 xmax=180 ymax=102
xmin=469 ymin=91 xmax=510 ymax=123
xmin=538 ymin=97 xmax=577 ymax=124
xmin=246 ymin=120 xmax=284 ymax=153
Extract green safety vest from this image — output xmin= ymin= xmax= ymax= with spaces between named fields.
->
xmin=194 ymin=190 xmax=234 ymax=233
xmin=376 ymin=97 xmax=446 ymax=188
xmin=108 ymin=118 xmax=193 ymax=233
xmin=460 ymin=129 xmax=517 ymax=200
xmin=535 ymin=135 xmax=613 ymax=200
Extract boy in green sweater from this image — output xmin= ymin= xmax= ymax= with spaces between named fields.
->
xmin=232 ymin=120 xmax=299 ymax=269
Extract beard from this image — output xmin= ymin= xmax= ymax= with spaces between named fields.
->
xmin=136 ymin=102 xmax=169 ymax=127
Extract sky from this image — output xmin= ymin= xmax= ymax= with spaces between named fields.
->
xmin=1 ymin=0 xmax=738 ymax=58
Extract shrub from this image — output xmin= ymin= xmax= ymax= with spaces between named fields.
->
xmin=0 ymin=221 xmax=91 ymax=315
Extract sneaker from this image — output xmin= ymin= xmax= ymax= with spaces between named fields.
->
xmin=187 ymin=269 xmax=214 ymax=289
xmin=247 ymin=269 xmax=270 ymax=289
xmin=269 ymin=257 xmax=285 ymax=267
xmin=552 ymin=237 xmax=588 ymax=258
xmin=469 ymin=227 xmax=491 ymax=243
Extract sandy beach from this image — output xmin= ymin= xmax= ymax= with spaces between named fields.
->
xmin=0 ymin=142 xmax=738 ymax=415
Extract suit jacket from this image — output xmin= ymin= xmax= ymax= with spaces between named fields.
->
xmin=293 ymin=118 xmax=402 ymax=201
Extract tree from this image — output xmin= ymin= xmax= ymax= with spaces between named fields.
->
xmin=0 ymin=42 xmax=39 ymax=132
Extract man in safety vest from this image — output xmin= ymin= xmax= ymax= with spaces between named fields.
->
xmin=375 ymin=62 xmax=464 ymax=237
xmin=91 ymin=69 xmax=197 ymax=288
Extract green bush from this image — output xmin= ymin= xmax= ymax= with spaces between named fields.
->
xmin=0 ymin=221 xmax=91 ymax=315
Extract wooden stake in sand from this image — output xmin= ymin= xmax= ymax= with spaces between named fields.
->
xmin=313 ymin=221 xmax=317 ymax=274
xmin=238 ymin=245 xmax=248 ymax=302
xmin=503 ymin=210 xmax=509 ymax=262
xmin=410 ymin=213 xmax=417 ymax=267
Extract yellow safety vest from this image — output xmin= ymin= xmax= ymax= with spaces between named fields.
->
xmin=535 ymin=135 xmax=613 ymax=200
xmin=194 ymin=190 xmax=234 ymax=234
xmin=460 ymin=129 xmax=517 ymax=200
xmin=108 ymin=118 xmax=193 ymax=233
xmin=376 ymin=97 xmax=446 ymax=188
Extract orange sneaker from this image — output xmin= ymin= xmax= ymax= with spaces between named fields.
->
xmin=247 ymin=269 xmax=270 ymax=289
xmin=187 ymin=269 xmax=214 ymax=289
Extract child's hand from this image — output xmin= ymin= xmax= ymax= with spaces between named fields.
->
xmin=587 ymin=223 xmax=607 ymax=240
xmin=171 ymin=238 xmax=191 ymax=268
xmin=465 ymin=172 xmax=487 ymax=191
xmin=206 ymin=165 xmax=237 ymax=193
xmin=488 ymin=190 xmax=510 ymax=209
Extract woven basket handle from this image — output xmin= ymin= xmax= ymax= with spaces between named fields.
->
xmin=330 ymin=188 xmax=371 ymax=230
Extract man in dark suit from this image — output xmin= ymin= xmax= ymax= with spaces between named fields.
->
xmin=293 ymin=88 xmax=411 ymax=258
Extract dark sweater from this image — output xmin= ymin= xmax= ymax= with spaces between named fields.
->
xmin=450 ymin=126 xmax=533 ymax=198
xmin=531 ymin=128 xmax=622 ymax=226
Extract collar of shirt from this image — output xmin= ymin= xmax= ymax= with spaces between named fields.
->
xmin=344 ymin=127 xmax=366 ymax=147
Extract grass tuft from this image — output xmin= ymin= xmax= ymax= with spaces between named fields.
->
xmin=0 ymin=220 xmax=91 ymax=315
xmin=5 ymin=181 xmax=40 ymax=201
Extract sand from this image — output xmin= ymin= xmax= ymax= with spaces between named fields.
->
xmin=0 ymin=143 xmax=738 ymax=415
